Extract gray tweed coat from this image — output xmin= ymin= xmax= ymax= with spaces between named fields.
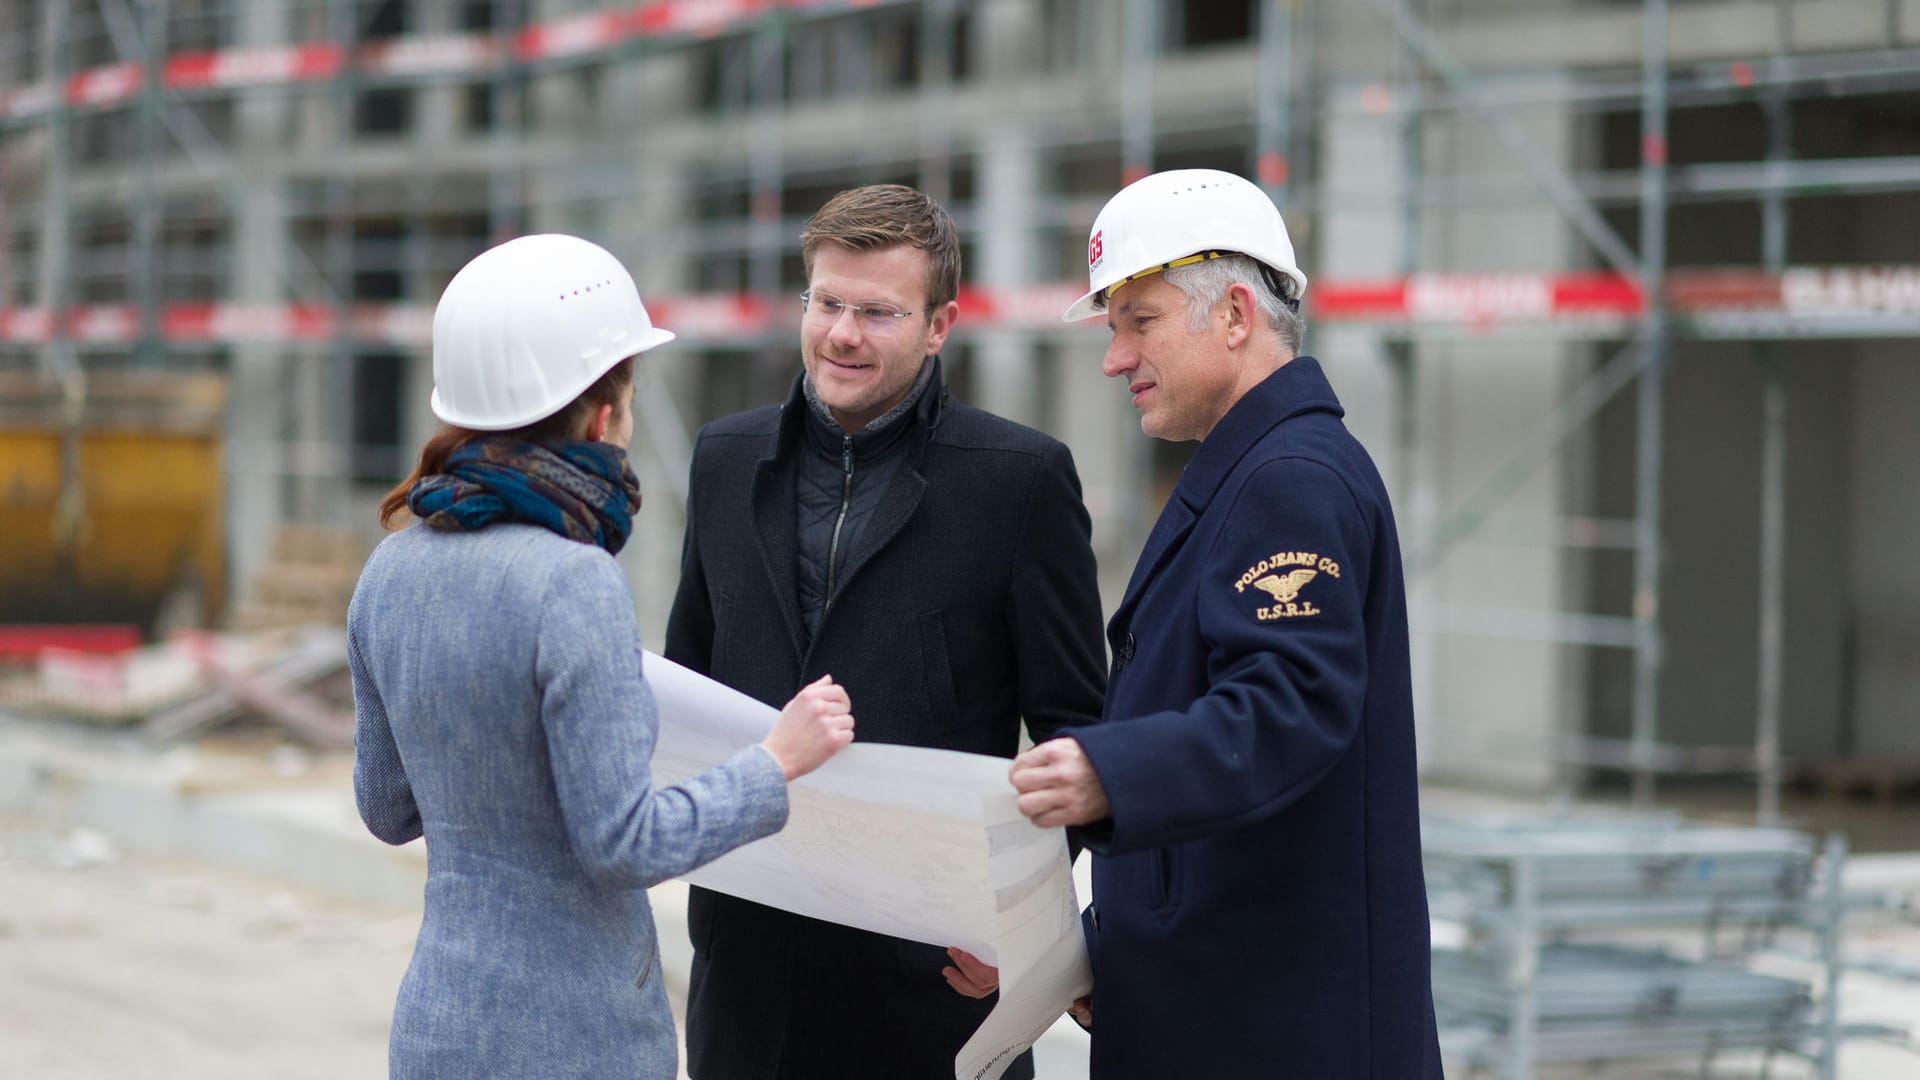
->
xmin=349 ymin=522 xmax=788 ymax=1079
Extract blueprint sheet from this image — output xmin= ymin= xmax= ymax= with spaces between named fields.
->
xmin=642 ymin=651 xmax=1092 ymax=1080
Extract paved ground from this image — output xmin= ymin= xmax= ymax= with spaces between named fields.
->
xmin=2 ymin=715 xmax=1917 ymax=1079
xmin=0 ymin=810 xmax=1095 ymax=1080
xmin=0 ymin=815 xmax=413 ymax=1080
xmin=0 ymin=718 xmax=1095 ymax=1080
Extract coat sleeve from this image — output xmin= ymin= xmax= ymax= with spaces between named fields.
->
xmin=1070 ymin=456 xmax=1372 ymax=853
xmin=349 ymin=619 xmax=423 ymax=846
xmin=1007 ymin=440 xmax=1108 ymax=746
xmin=664 ymin=429 xmax=715 ymax=676
xmin=539 ymin=548 xmax=788 ymax=888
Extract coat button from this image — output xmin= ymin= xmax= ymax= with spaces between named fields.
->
xmin=1118 ymin=634 xmax=1135 ymax=664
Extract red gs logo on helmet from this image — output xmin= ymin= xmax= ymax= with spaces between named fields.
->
xmin=1088 ymin=230 xmax=1104 ymax=269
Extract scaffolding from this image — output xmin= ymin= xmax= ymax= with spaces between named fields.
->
xmin=1424 ymin=814 xmax=1853 ymax=1078
xmin=3 ymin=0 xmax=1918 ymax=820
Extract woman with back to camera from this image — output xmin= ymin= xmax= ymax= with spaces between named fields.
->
xmin=348 ymin=233 xmax=855 ymax=1079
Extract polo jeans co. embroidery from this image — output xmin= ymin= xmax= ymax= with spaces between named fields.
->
xmin=1232 ymin=548 xmax=1340 ymax=620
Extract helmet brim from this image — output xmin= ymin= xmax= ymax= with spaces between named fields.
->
xmin=1061 ymin=287 xmax=1107 ymax=323
xmin=429 ymin=325 xmax=677 ymax=431
xmin=1061 ymin=267 xmax=1310 ymax=325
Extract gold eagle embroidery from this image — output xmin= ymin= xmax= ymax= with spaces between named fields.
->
xmin=1252 ymin=568 xmax=1318 ymax=604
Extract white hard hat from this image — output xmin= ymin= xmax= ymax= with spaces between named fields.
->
xmin=430 ymin=233 xmax=675 ymax=431
xmin=1063 ymin=169 xmax=1308 ymax=323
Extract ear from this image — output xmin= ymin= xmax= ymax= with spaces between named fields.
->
xmin=583 ymin=402 xmax=613 ymax=443
xmin=923 ymin=298 xmax=961 ymax=356
xmin=1222 ymin=282 xmax=1257 ymax=350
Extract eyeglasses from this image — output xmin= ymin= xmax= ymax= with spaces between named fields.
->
xmin=800 ymin=290 xmax=920 ymax=332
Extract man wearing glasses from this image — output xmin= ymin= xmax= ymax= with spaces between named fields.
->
xmin=665 ymin=184 xmax=1106 ymax=1080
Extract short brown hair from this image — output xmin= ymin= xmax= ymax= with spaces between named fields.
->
xmin=800 ymin=184 xmax=961 ymax=309
xmin=378 ymin=357 xmax=635 ymax=529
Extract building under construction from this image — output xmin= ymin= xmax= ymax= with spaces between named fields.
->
xmin=2 ymin=0 xmax=1917 ymax=812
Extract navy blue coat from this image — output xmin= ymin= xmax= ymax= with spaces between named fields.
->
xmin=1069 ymin=358 xmax=1442 ymax=1079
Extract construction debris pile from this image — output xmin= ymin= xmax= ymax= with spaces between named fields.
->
xmin=0 ymin=624 xmax=352 ymax=750
xmin=0 ymin=524 xmax=366 ymax=751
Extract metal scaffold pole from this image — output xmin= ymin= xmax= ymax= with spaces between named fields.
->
xmin=322 ymin=0 xmax=357 ymax=524
xmin=1252 ymin=0 xmax=1292 ymax=212
xmin=40 ymin=0 xmax=72 ymax=384
xmin=1817 ymin=831 xmax=1846 ymax=1079
xmin=747 ymin=19 xmax=784 ymax=306
xmin=1380 ymin=0 xmax=1431 ymax=762
xmin=1753 ymin=0 xmax=1794 ymax=827
xmin=43 ymin=0 xmax=84 ymax=581
xmin=1114 ymin=0 xmax=1159 ymax=551
xmin=1630 ymin=0 xmax=1670 ymax=809
xmin=916 ymin=0 xmax=957 ymax=203
xmin=747 ymin=13 xmax=786 ymax=425
xmin=133 ymin=0 xmax=165 ymax=369
xmin=489 ymin=0 xmax=525 ymax=245
xmin=1755 ymin=343 xmax=1786 ymax=823
xmin=1121 ymin=0 xmax=1155 ymax=185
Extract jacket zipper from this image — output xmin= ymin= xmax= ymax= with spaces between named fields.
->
xmin=824 ymin=435 xmax=854 ymax=612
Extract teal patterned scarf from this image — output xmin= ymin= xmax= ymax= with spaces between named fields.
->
xmin=407 ymin=438 xmax=641 ymax=555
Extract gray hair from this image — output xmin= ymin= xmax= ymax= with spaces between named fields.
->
xmin=1162 ymin=254 xmax=1306 ymax=357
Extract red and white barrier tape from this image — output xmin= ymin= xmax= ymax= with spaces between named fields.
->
xmin=1 ymin=0 xmax=898 ymax=118
xmin=6 ymin=269 xmax=1919 ymax=347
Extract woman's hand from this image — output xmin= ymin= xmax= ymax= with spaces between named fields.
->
xmin=762 ymin=674 xmax=855 ymax=780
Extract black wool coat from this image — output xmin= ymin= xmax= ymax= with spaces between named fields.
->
xmin=665 ymin=362 xmax=1107 ymax=1080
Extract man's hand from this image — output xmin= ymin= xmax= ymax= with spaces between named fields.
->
xmin=943 ymin=947 xmax=998 ymax=999
xmin=1068 ymin=995 xmax=1093 ymax=1030
xmin=1009 ymin=737 xmax=1110 ymax=828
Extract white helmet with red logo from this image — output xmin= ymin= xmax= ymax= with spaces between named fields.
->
xmin=1063 ymin=169 xmax=1308 ymax=322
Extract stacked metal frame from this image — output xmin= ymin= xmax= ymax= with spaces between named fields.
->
xmin=1424 ymin=815 xmax=1847 ymax=1078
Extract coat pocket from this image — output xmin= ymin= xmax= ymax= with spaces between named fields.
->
xmin=916 ymin=609 xmax=961 ymax=729
xmin=1150 ymin=846 xmax=1181 ymax=914
xmin=634 ymin=941 xmax=659 ymax=990
xmin=709 ymin=589 xmax=734 ymax=673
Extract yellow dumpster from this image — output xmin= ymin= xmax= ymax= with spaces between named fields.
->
xmin=0 ymin=370 xmax=228 ymax=636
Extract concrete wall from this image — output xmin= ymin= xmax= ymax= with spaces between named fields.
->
xmin=1584 ymin=333 xmax=1920 ymax=769
xmin=1586 ymin=343 xmax=1853 ymax=763
xmin=1847 ymin=348 xmax=1920 ymax=759
xmin=1317 ymin=84 xmax=1426 ymax=763
xmin=1395 ymin=82 xmax=1589 ymax=792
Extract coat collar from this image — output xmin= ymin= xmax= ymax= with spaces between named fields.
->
xmin=778 ymin=354 xmax=949 ymax=462
xmin=800 ymin=366 xmax=932 ymax=463
xmin=748 ymin=356 xmax=948 ymax=659
xmin=1107 ymin=356 xmax=1341 ymax=648
xmin=1172 ymin=355 xmax=1343 ymax=514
